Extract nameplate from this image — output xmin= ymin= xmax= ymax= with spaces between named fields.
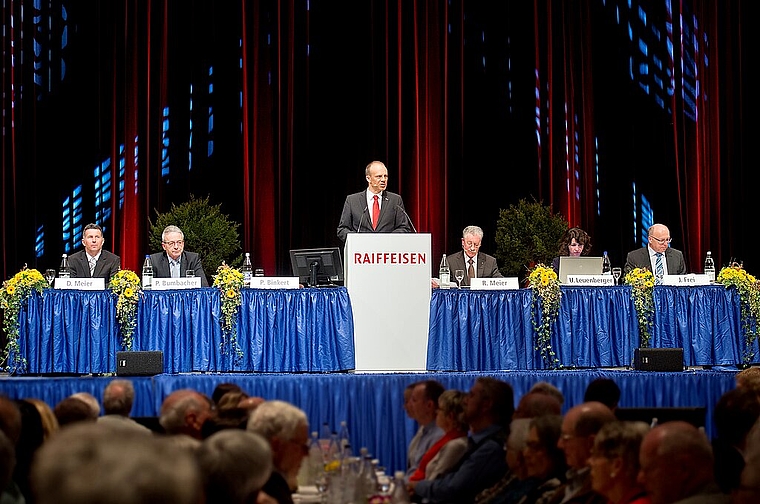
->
xmin=152 ymin=277 xmax=202 ymax=290
xmin=566 ymin=275 xmax=615 ymax=286
xmin=470 ymin=277 xmax=520 ymax=290
xmin=662 ymin=274 xmax=711 ymax=286
xmin=54 ymin=278 xmax=106 ymax=290
xmin=249 ymin=277 xmax=300 ymax=289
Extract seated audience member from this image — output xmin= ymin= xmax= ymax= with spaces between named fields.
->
xmin=734 ymin=417 xmax=760 ymax=504
xmin=473 ymin=417 xmax=534 ymax=504
xmin=519 ymin=414 xmax=567 ymax=504
xmin=435 ymin=225 xmax=503 ymax=287
xmin=24 ymin=398 xmax=59 ymax=441
xmin=711 ymin=386 xmax=760 ymax=493
xmin=624 ymin=223 xmax=686 ymax=282
xmin=410 ymin=377 xmax=514 ymax=503
xmin=545 ymin=402 xmax=616 ymax=504
xmin=638 ymin=421 xmax=728 ymax=504
xmin=97 ymin=379 xmax=152 ymax=434
xmin=527 ymin=382 xmax=565 ymax=407
xmin=158 ymin=388 xmax=214 ymax=444
xmin=68 ymin=223 xmax=121 ymax=280
xmin=211 ymin=382 xmax=244 ymax=405
xmin=5 ymin=398 xmax=42 ymax=503
xmin=247 ymin=399 xmax=310 ymax=504
xmin=735 ymin=367 xmax=760 ymax=396
xmin=30 ymin=422 xmax=202 ymax=504
xmin=551 ymin=227 xmax=592 ymax=275
xmin=410 ymin=389 xmax=469 ymax=482
xmin=69 ymin=391 xmax=101 ymax=418
xmin=514 ymin=391 xmax=563 ymax=420
xmin=0 ymin=430 xmax=23 ymax=504
xmin=201 ymin=389 xmax=264 ymax=438
xmin=196 ymin=429 xmax=274 ymax=504
xmin=149 ymin=224 xmax=209 ymax=286
xmin=588 ymin=421 xmax=651 ymax=504
xmin=584 ymin=378 xmax=622 ymax=412
xmin=53 ymin=396 xmax=97 ymax=427
xmin=406 ymin=380 xmax=446 ymax=478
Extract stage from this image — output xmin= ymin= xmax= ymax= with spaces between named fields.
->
xmin=0 ymin=367 xmax=738 ymax=475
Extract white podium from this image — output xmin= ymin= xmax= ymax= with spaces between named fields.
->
xmin=344 ymin=233 xmax=432 ymax=371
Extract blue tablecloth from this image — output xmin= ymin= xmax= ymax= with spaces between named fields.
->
xmin=427 ymin=285 xmax=754 ymax=370
xmin=16 ymin=287 xmax=355 ymax=374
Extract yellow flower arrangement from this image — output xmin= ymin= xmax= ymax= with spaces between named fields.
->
xmin=716 ymin=264 xmax=760 ymax=366
xmin=108 ymin=269 xmax=141 ymax=350
xmin=528 ymin=264 xmax=562 ymax=368
xmin=0 ymin=266 xmax=48 ymax=373
xmin=624 ymin=267 xmax=655 ymax=348
xmin=213 ymin=262 xmax=245 ymax=359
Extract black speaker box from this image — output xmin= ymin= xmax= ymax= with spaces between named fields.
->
xmin=116 ymin=351 xmax=164 ymax=376
xmin=633 ymin=348 xmax=684 ymax=371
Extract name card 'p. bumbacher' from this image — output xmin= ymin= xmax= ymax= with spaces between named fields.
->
xmin=54 ymin=278 xmax=106 ymax=290
xmin=152 ymin=277 xmax=202 ymax=290
xmin=662 ymin=274 xmax=711 ymax=286
xmin=470 ymin=277 xmax=520 ymax=290
xmin=250 ymin=277 xmax=300 ymax=289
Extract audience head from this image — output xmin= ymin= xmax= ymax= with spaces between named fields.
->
xmin=196 ymin=429 xmax=273 ymax=504
xmin=528 ymin=381 xmax=565 ymax=406
xmin=436 ymin=389 xmax=468 ymax=434
xmin=201 ymin=390 xmax=259 ymax=438
xmin=102 ymin=379 xmax=136 ymax=417
xmin=410 ymin=380 xmax=446 ymax=425
xmin=647 ymin=224 xmax=672 ymax=255
xmin=506 ymin=418 xmax=532 ymax=479
xmin=159 ymin=388 xmax=213 ymax=439
xmin=211 ymin=382 xmax=244 ymax=405
xmin=404 ymin=382 xmax=416 ymax=420
xmin=54 ymin=396 xmax=98 ymax=427
xmin=24 ymin=398 xmax=59 ymax=441
xmin=70 ymin=392 xmax=101 ymax=417
xmin=584 ymin=378 xmax=621 ymax=412
xmin=0 ymin=394 xmax=22 ymax=444
xmin=713 ymin=385 xmax=760 ymax=450
xmin=637 ymin=420 xmax=715 ymax=504
xmin=0 ymin=430 xmax=15 ymax=492
xmin=735 ymin=417 xmax=760 ymax=504
xmin=523 ymin=414 xmax=566 ymax=481
xmin=558 ymin=401 xmax=616 ymax=470
xmin=736 ymin=367 xmax=760 ymax=396
xmin=588 ymin=421 xmax=650 ymax=502
xmin=514 ymin=390 xmax=562 ymax=419
xmin=461 ymin=225 xmax=485 ymax=259
xmin=465 ymin=377 xmax=515 ymax=432
xmin=247 ymin=400 xmax=309 ymax=483
xmin=31 ymin=422 xmax=201 ymax=504
xmin=558 ymin=227 xmax=592 ymax=257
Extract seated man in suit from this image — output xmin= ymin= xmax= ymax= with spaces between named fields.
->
xmin=624 ymin=223 xmax=686 ymax=284
xmin=69 ymin=223 xmax=121 ymax=281
xmin=149 ymin=225 xmax=209 ymax=286
xmin=434 ymin=225 xmax=502 ymax=288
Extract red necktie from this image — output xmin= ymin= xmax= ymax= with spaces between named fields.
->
xmin=372 ymin=195 xmax=380 ymax=230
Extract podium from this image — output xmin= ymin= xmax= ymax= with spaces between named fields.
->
xmin=344 ymin=233 xmax=432 ymax=371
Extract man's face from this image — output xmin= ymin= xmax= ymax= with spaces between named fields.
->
xmin=82 ymin=229 xmax=104 ymax=256
xmin=464 ymin=382 xmax=485 ymax=424
xmin=557 ymin=410 xmax=591 ymax=470
xmin=648 ymin=226 xmax=671 ymax=254
xmin=461 ymin=233 xmax=481 ymax=259
xmin=410 ymin=384 xmax=434 ymax=423
xmin=279 ymin=422 xmax=309 ymax=475
xmin=162 ymin=231 xmax=185 ymax=261
xmin=366 ymin=163 xmax=388 ymax=194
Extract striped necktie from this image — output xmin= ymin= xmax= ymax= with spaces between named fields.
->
xmin=89 ymin=257 xmax=97 ymax=277
xmin=655 ymin=253 xmax=664 ymax=284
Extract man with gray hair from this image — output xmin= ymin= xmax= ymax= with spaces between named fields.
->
xmin=159 ymin=388 xmax=213 ymax=441
xmin=247 ymin=399 xmax=310 ymax=504
xmin=97 ymin=379 xmax=151 ymax=433
xmin=149 ymin=224 xmax=209 ymax=286
xmin=436 ymin=225 xmax=503 ymax=287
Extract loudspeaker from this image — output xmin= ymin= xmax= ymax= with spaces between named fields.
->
xmin=633 ymin=348 xmax=684 ymax=371
xmin=116 ymin=351 xmax=164 ymax=376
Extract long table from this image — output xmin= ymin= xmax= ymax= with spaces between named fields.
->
xmin=427 ymin=285 xmax=755 ymax=370
xmin=15 ymin=287 xmax=355 ymax=374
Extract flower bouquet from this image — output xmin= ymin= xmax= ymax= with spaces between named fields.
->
xmin=716 ymin=264 xmax=760 ymax=366
xmin=624 ymin=267 xmax=655 ymax=348
xmin=528 ymin=264 xmax=561 ymax=368
xmin=0 ymin=266 xmax=48 ymax=372
xmin=213 ymin=262 xmax=245 ymax=359
xmin=108 ymin=269 xmax=141 ymax=350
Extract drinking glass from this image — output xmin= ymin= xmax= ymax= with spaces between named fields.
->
xmin=611 ymin=267 xmax=622 ymax=285
xmin=454 ymin=269 xmax=465 ymax=288
xmin=185 ymin=269 xmax=195 ymax=278
xmin=44 ymin=269 xmax=56 ymax=286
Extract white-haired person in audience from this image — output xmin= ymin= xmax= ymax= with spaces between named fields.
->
xmin=588 ymin=421 xmax=650 ymax=504
xmin=247 ymin=399 xmax=310 ymax=504
xmin=734 ymin=416 xmax=760 ymax=504
xmin=97 ymin=379 xmax=152 ymax=434
xmin=30 ymin=422 xmax=202 ymax=504
xmin=158 ymin=388 xmax=213 ymax=449
xmin=196 ymin=429 xmax=274 ymax=504
xmin=69 ymin=391 xmax=101 ymax=418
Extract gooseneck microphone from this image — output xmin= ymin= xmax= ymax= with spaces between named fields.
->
xmin=396 ymin=205 xmax=418 ymax=233
xmin=356 ymin=206 xmax=368 ymax=232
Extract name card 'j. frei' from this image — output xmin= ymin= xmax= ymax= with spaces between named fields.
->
xmin=152 ymin=277 xmax=202 ymax=290
xmin=54 ymin=278 xmax=106 ymax=290
xmin=662 ymin=274 xmax=711 ymax=286
xmin=249 ymin=277 xmax=300 ymax=289
xmin=469 ymin=277 xmax=520 ymax=290
xmin=565 ymin=275 xmax=616 ymax=286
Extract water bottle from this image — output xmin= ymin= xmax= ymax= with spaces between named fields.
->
xmin=58 ymin=254 xmax=71 ymax=278
xmin=704 ymin=251 xmax=715 ymax=282
xmin=439 ymin=254 xmax=450 ymax=289
xmin=390 ymin=470 xmax=411 ymax=504
xmin=242 ymin=252 xmax=253 ymax=286
xmin=338 ymin=420 xmax=351 ymax=457
xmin=142 ymin=255 xmax=153 ymax=290
xmin=602 ymin=251 xmax=611 ymax=275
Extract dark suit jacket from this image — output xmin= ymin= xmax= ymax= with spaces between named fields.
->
xmin=445 ymin=250 xmax=503 ymax=286
xmin=148 ymin=251 xmax=209 ymax=287
xmin=624 ymin=246 xmax=686 ymax=275
xmin=337 ymin=190 xmax=411 ymax=243
xmin=69 ymin=249 xmax=121 ymax=281
xmin=260 ymin=471 xmax=294 ymax=504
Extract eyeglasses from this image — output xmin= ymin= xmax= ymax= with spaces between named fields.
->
xmin=649 ymin=236 xmax=672 ymax=244
xmin=463 ymin=241 xmax=481 ymax=249
xmin=162 ymin=240 xmax=184 ymax=247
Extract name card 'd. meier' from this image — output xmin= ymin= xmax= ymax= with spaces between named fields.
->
xmin=54 ymin=278 xmax=106 ymax=290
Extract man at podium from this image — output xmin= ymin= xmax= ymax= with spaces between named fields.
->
xmin=337 ymin=160 xmax=412 ymax=243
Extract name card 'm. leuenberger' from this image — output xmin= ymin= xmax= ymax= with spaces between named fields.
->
xmin=152 ymin=277 xmax=202 ymax=290
xmin=565 ymin=275 xmax=615 ymax=286
xmin=470 ymin=277 xmax=520 ymax=290
xmin=662 ymin=274 xmax=711 ymax=286
xmin=250 ymin=277 xmax=300 ymax=289
xmin=54 ymin=278 xmax=106 ymax=290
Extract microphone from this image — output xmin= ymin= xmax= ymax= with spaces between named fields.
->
xmin=356 ymin=206 xmax=368 ymax=233
xmin=396 ymin=205 xmax=418 ymax=233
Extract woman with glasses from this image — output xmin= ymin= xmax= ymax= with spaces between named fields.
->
xmin=587 ymin=421 xmax=651 ymax=504
xmin=514 ymin=414 xmax=566 ymax=504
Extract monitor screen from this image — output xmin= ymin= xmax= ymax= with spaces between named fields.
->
xmin=289 ymin=247 xmax=344 ymax=287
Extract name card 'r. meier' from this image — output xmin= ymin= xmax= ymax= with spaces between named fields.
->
xmin=565 ymin=275 xmax=615 ymax=286
xmin=54 ymin=278 xmax=106 ymax=290
xmin=470 ymin=277 xmax=520 ymax=290
xmin=249 ymin=277 xmax=300 ymax=289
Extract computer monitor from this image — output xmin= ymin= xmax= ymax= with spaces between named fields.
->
xmin=289 ymin=247 xmax=344 ymax=287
